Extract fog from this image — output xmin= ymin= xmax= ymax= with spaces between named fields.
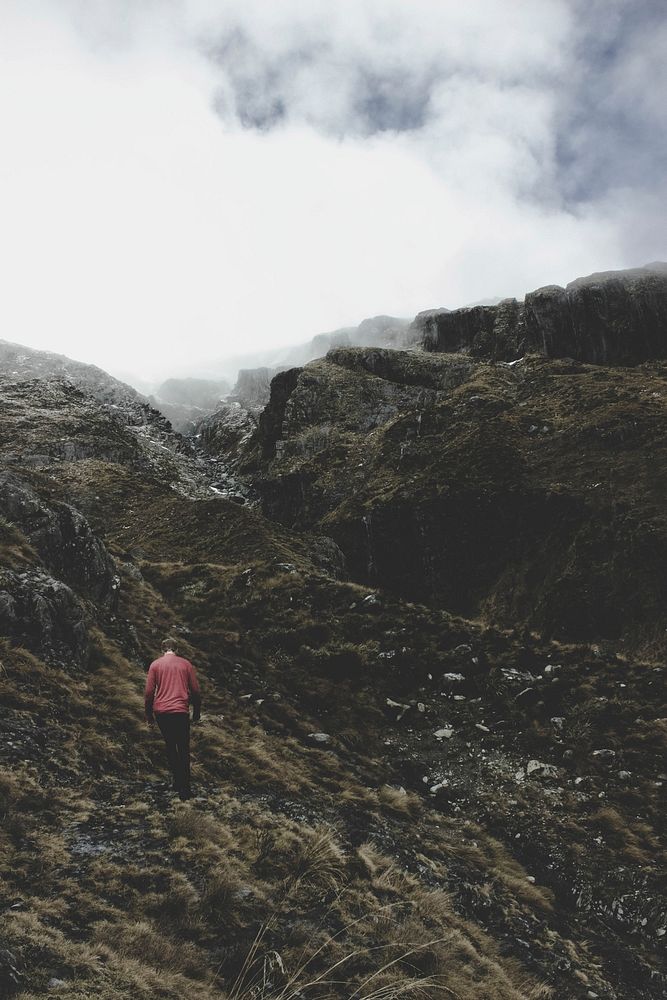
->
xmin=0 ymin=0 xmax=664 ymax=385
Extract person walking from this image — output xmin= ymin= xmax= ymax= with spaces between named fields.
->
xmin=145 ymin=637 xmax=202 ymax=800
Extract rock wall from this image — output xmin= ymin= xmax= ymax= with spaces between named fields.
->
xmin=410 ymin=264 xmax=667 ymax=365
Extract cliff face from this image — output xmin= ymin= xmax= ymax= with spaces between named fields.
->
xmin=410 ymin=263 xmax=667 ymax=365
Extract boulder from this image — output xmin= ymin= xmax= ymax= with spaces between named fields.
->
xmin=0 ymin=569 xmax=89 ymax=667
xmin=0 ymin=473 xmax=115 ymax=602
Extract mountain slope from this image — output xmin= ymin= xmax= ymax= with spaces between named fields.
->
xmin=1 ymin=311 xmax=666 ymax=1000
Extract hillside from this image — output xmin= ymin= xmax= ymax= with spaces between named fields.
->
xmin=1 ymin=269 xmax=666 ymax=1000
xmin=237 ymin=346 xmax=667 ymax=658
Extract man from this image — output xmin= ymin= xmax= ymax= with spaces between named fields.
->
xmin=145 ymin=637 xmax=202 ymax=801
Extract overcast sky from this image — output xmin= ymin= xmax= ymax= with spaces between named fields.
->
xmin=0 ymin=0 xmax=664 ymax=383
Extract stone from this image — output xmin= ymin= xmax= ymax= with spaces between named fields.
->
xmin=0 ymin=473 xmax=115 ymax=602
xmin=362 ymin=593 xmax=381 ymax=606
xmin=307 ymin=732 xmax=332 ymax=744
xmin=526 ymin=760 xmax=560 ymax=779
xmin=0 ymin=568 xmax=89 ymax=667
xmin=386 ymin=698 xmax=411 ymax=721
xmin=434 ymin=728 xmax=454 ymax=740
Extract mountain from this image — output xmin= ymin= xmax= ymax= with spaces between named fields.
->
xmin=1 ymin=269 xmax=666 ymax=999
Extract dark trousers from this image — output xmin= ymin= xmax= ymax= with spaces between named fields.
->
xmin=156 ymin=712 xmax=191 ymax=796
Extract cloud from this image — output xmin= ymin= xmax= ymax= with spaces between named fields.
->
xmin=0 ymin=0 xmax=662 ymax=383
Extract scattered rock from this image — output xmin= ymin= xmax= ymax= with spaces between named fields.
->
xmin=592 ymin=749 xmax=616 ymax=761
xmin=362 ymin=593 xmax=381 ymax=607
xmin=526 ymin=760 xmax=560 ymax=779
xmin=386 ymin=698 xmax=411 ymax=721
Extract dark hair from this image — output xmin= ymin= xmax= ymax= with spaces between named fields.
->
xmin=161 ymin=636 xmax=179 ymax=654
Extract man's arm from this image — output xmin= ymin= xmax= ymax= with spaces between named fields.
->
xmin=188 ymin=663 xmax=202 ymax=722
xmin=144 ymin=663 xmax=157 ymax=724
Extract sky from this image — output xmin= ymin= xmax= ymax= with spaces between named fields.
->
xmin=0 ymin=0 xmax=664 ymax=384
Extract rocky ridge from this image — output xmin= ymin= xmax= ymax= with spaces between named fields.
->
xmin=408 ymin=263 xmax=667 ymax=365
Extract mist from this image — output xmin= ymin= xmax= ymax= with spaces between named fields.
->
xmin=0 ymin=0 xmax=663 ymax=385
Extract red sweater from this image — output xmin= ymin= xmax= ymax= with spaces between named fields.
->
xmin=145 ymin=653 xmax=202 ymax=720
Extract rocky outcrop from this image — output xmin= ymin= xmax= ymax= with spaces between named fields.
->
xmin=252 ymin=349 xmax=476 ymax=468
xmin=255 ymin=367 xmax=302 ymax=462
xmin=0 ymin=569 xmax=89 ymax=667
xmin=410 ymin=264 xmax=667 ymax=365
xmin=0 ymin=473 xmax=115 ymax=602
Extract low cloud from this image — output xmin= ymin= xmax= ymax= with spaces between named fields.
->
xmin=0 ymin=0 xmax=662 ymax=382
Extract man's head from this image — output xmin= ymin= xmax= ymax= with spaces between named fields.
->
xmin=161 ymin=636 xmax=179 ymax=654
